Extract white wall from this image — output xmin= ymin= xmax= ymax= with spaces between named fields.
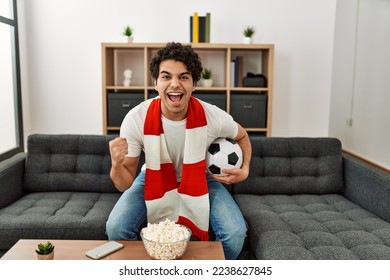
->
xmin=18 ymin=0 xmax=337 ymax=139
xmin=329 ymin=0 xmax=390 ymax=169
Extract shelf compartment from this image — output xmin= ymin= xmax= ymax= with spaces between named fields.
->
xmin=230 ymin=92 xmax=267 ymax=129
xmin=113 ymin=49 xmax=145 ymax=87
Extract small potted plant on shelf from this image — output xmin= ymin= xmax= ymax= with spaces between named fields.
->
xmin=122 ymin=25 xmax=134 ymax=43
xmin=243 ymin=26 xmax=255 ymax=44
xmin=201 ymin=68 xmax=213 ymax=87
xmin=36 ymin=241 xmax=55 ymax=260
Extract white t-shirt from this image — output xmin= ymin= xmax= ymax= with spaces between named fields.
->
xmin=120 ymin=97 xmax=238 ymax=181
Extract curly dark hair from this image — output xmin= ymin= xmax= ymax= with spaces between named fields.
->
xmin=150 ymin=42 xmax=203 ymax=84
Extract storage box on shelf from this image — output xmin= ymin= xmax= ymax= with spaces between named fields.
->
xmin=107 ymin=92 xmax=144 ymax=127
xmin=101 ymin=43 xmax=274 ymax=135
xmin=193 ymin=91 xmax=227 ymax=111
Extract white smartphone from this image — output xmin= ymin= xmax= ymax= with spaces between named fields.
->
xmin=85 ymin=241 xmax=124 ymax=260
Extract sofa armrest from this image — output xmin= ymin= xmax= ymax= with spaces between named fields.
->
xmin=0 ymin=153 xmax=26 ymax=209
xmin=343 ymin=154 xmax=390 ymax=223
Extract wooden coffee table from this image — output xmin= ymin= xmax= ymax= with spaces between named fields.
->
xmin=1 ymin=239 xmax=225 ymax=260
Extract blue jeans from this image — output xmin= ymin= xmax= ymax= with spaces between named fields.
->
xmin=106 ymin=171 xmax=247 ymax=260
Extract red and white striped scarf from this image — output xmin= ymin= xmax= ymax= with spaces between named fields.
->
xmin=143 ymin=96 xmax=209 ymax=241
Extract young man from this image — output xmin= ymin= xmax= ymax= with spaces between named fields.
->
xmin=106 ymin=42 xmax=251 ymax=260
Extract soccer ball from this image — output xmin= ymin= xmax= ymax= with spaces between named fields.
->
xmin=206 ymin=138 xmax=243 ymax=176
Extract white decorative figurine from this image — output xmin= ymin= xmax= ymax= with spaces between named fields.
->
xmin=123 ymin=69 xmax=132 ymax=86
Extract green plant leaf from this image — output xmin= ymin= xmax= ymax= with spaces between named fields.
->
xmin=243 ymin=26 xmax=255 ymax=37
xmin=36 ymin=241 xmax=54 ymax=255
xmin=201 ymin=68 xmax=212 ymax=79
xmin=123 ymin=26 xmax=133 ymax=37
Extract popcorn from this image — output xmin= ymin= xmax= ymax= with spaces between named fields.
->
xmin=141 ymin=219 xmax=191 ymax=260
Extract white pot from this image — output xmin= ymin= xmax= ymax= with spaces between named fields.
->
xmin=202 ymin=79 xmax=213 ymax=87
xmin=122 ymin=36 xmax=134 ymax=43
xmin=243 ymin=37 xmax=252 ymax=44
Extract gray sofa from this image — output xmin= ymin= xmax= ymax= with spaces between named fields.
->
xmin=234 ymin=137 xmax=390 ymax=259
xmin=1 ymin=134 xmax=390 ymax=259
xmin=0 ymin=134 xmax=121 ymax=256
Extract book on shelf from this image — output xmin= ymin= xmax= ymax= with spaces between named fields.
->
xmin=231 ymin=60 xmax=236 ymax=87
xmin=192 ymin=12 xmax=199 ymax=43
xmin=205 ymin=13 xmax=211 ymax=43
xmin=236 ymin=56 xmax=243 ymax=87
xmin=190 ymin=12 xmax=210 ymax=43
xmin=231 ymin=56 xmax=244 ymax=87
xmin=189 ymin=16 xmax=193 ymax=43
xmin=199 ymin=16 xmax=206 ymax=43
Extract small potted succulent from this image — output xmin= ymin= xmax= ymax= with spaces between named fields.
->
xmin=122 ymin=25 xmax=134 ymax=43
xmin=243 ymin=26 xmax=255 ymax=44
xmin=201 ymin=68 xmax=213 ymax=87
xmin=36 ymin=241 xmax=55 ymax=260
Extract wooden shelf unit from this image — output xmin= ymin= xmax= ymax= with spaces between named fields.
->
xmin=102 ymin=43 xmax=274 ymax=135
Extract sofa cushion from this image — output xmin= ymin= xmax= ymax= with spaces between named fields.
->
xmin=233 ymin=137 xmax=344 ymax=195
xmin=234 ymin=194 xmax=390 ymax=259
xmin=0 ymin=153 xmax=25 ymax=208
xmin=0 ymin=192 xmax=121 ymax=250
xmin=23 ymin=134 xmax=118 ymax=193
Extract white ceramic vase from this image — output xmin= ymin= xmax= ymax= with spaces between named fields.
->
xmin=122 ymin=36 xmax=134 ymax=43
xmin=202 ymin=79 xmax=213 ymax=87
xmin=243 ymin=37 xmax=253 ymax=44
